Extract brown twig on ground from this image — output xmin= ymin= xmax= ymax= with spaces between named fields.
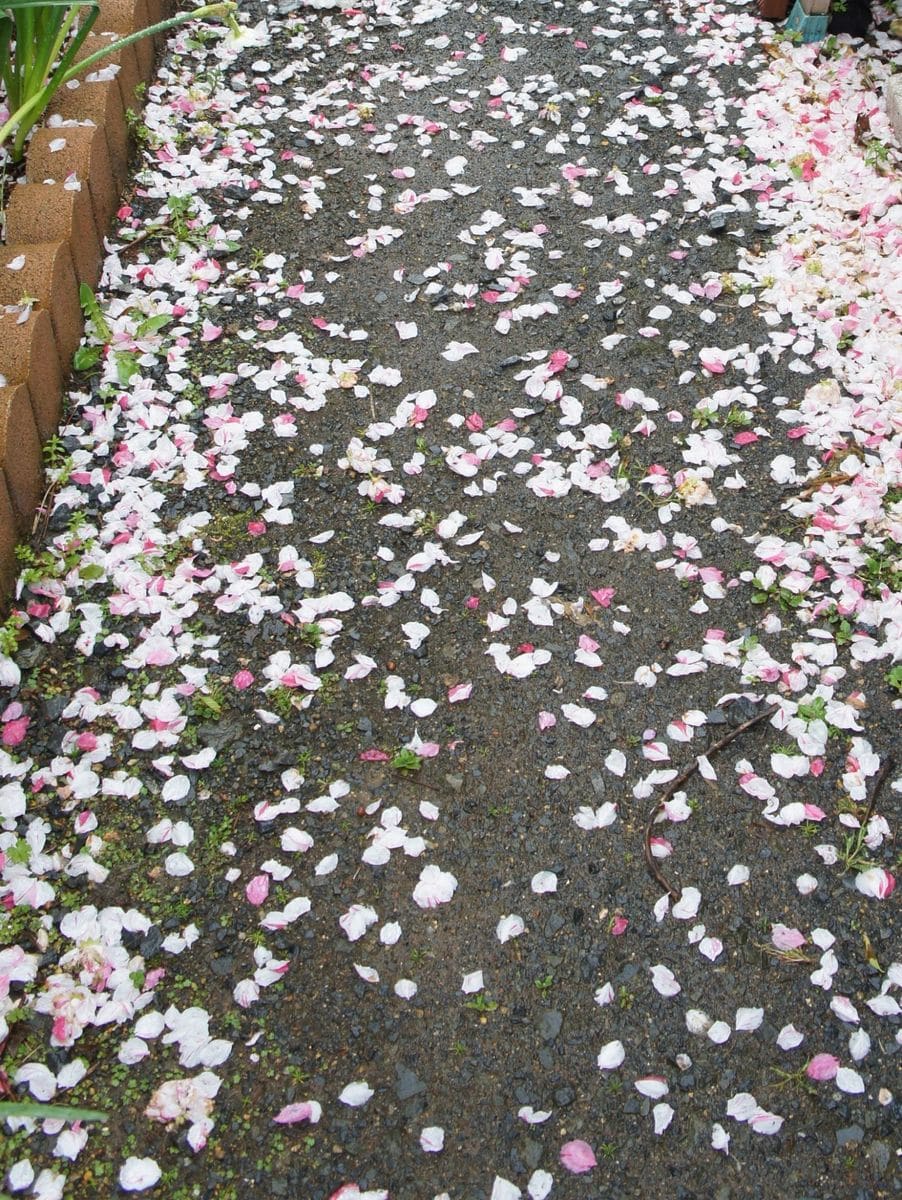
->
xmin=862 ymin=754 xmax=895 ymax=829
xmin=112 ymin=215 xmax=173 ymax=259
xmin=643 ymin=702 xmax=779 ymax=900
xmin=797 ymin=471 xmax=854 ymax=499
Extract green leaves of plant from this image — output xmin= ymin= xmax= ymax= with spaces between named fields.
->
xmin=0 ymin=1100 xmax=108 ymax=1122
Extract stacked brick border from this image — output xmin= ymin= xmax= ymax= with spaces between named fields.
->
xmin=0 ymin=0 xmax=172 ymax=598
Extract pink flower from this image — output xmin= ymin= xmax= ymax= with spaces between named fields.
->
xmin=245 ymin=875 xmax=270 ymax=906
xmin=232 ymin=670 xmax=254 ymax=690
xmin=560 ymin=1139 xmax=597 ymax=1174
xmin=771 ymin=924 xmax=806 ymax=951
xmin=806 ymin=1054 xmax=840 ymax=1082
xmin=2 ymin=716 xmax=29 ymax=746
xmin=590 ymin=587 xmax=616 ymax=607
xmin=610 ymin=915 xmax=628 ymax=936
xmin=273 ymin=1101 xmax=322 ymax=1125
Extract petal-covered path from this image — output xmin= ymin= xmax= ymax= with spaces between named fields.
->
xmin=1 ymin=0 xmax=901 ymax=1197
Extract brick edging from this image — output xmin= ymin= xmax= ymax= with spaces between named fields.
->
xmin=0 ymin=0 xmax=172 ymax=599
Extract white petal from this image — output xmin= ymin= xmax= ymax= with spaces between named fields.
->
xmin=339 ymin=1081 xmax=374 ymax=1107
xmin=734 ymin=1007 xmax=764 ymax=1032
xmin=527 ymin=1168 xmax=554 ymax=1200
xmin=412 ymin=864 xmax=458 ymax=908
xmin=653 ymin=1102 xmax=674 ymax=1134
xmin=635 ymin=1076 xmax=669 ymax=1099
xmin=462 ymin=970 xmax=484 ymax=993
xmin=531 ymin=871 xmax=557 ymax=894
xmin=671 ymin=887 xmax=701 ymax=919
xmin=496 ymin=914 xmax=526 ymax=943
xmin=119 ymin=1157 xmax=162 ymax=1191
xmin=835 ymin=1067 xmax=864 ymax=1094
xmin=419 ymin=1125 xmax=444 ymax=1152
xmin=650 ymin=964 xmax=681 ymax=997
xmin=597 ymin=1040 xmax=625 ymax=1069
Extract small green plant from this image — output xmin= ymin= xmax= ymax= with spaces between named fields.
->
xmin=464 ymin=993 xmax=498 ymax=1013
xmin=599 ymin=1142 xmax=617 ymax=1160
xmin=192 ymin=683 xmax=225 ymax=720
xmin=0 ymin=610 xmax=27 ymax=656
xmin=391 ymin=747 xmax=423 ymax=773
xmin=886 ymin=665 xmax=902 ymax=696
xmin=534 ymin=973 xmax=554 ymax=998
xmin=165 ymin=194 xmax=201 ymax=245
xmin=838 ymin=824 xmax=875 ymax=875
xmin=771 ymin=1066 xmax=817 ymax=1095
xmin=797 ymin=695 xmax=827 ymax=723
xmin=268 ymin=685 xmax=298 ymax=720
xmin=298 ymin=622 xmax=323 ymax=649
xmin=42 ymin=432 xmax=72 ymax=480
xmin=864 ymin=139 xmax=891 ymax=170
xmin=820 ymin=604 xmax=854 ymax=645
xmin=617 ymin=985 xmax=634 ymax=1011
xmin=751 ymin=579 xmax=804 ymax=612
xmin=757 ymin=940 xmax=814 ymax=965
xmin=860 ymin=546 xmax=901 ymax=597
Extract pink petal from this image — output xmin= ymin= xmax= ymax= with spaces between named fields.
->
xmin=559 ymin=1139 xmax=597 ymax=1174
xmin=273 ymin=1101 xmax=322 ymax=1125
xmin=245 ymin=875 xmax=270 ymax=906
xmin=1 ymin=716 xmax=29 ymax=746
xmin=806 ymin=1054 xmax=840 ymax=1081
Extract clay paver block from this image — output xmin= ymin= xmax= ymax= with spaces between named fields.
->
xmin=97 ymin=0 xmax=156 ymax=79
xmin=5 ymin=181 xmax=103 ymax=290
xmin=0 ymin=384 xmax=45 ymax=538
xmin=75 ymin=33 xmax=142 ymax=112
xmin=888 ymin=76 xmax=902 ymax=147
xmin=50 ymin=76 xmax=128 ymax=189
xmin=27 ymin=124 xmax=120 ymax=238
xmin=0 ymin=243 xmax=82 ymax=368
xmin=0 ymin=470 xmax=19 ymax=601
xmin=0 ymin=309 xmax=63 ymax=442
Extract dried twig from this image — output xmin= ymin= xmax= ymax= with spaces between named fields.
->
xmin=643 ymin=702 xmax=779 ymax=900
xmin=797 ymin=471 xmax=854 ymax=499
xmin=862 ymin=755 xmax=895 ymax=829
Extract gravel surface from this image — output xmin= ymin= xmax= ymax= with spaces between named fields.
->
xmin=1 ymin=1 xmax=901 ymax=1198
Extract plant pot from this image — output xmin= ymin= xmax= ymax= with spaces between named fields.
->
xmin=800 ymin=0 xmax=830 ymax=13
xmin=757 ymin=0 xmax=791 ymax=19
